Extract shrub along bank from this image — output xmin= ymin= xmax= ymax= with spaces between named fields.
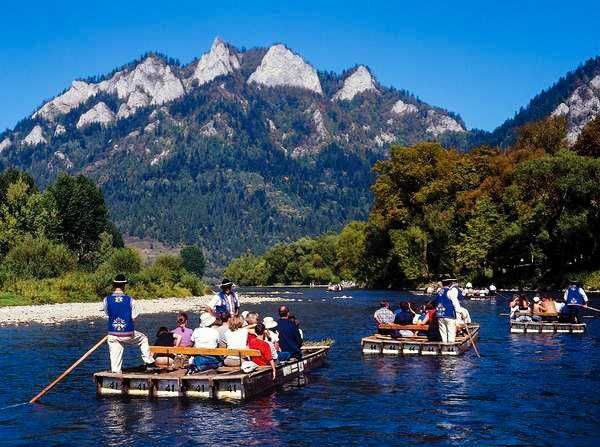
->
xmin=0 ymin=170 xmax=207 ymax=306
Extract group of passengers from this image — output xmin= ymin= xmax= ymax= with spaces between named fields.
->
xmin=509 ymin=280 xmax=588 ymax=323
xmin=373 ymin=278 xmax=471 ymax=343
xmin=102 ymin=275 xmax=303 ymax=376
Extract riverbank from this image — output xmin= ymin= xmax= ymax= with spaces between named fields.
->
xmin=0 ymin=294 xmax=294 ymax=326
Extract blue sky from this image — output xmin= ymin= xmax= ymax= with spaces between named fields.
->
xmin=1 ymin=1 xmax=599 ymax=131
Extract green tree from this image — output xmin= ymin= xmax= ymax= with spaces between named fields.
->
xmin=47 ymin=174 xmax=109 ymax=262
xmin=2 ymin=235 xmax=76 ymax=279
xmin=180 ymin=245 xmax=206 ymax=277
xmin=0 ymin=179 xmax=58 ymax=255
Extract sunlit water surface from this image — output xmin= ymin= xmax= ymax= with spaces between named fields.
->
xmin=1 ymin=289 xmax=598 ymax=446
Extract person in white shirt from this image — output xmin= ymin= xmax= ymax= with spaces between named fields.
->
xmin=190 ymin=312 xmax=221 ymax=371
xmin=435 ymin=278 xmax=465 ymax=343
xmin=223 ymin=315 xmax=248 ymax=366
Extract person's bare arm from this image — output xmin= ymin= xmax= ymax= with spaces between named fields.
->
xmin=270 ymin=359 xmax=276 ymax=380
xmin=173 ymin=333 xmax=182 ymax=347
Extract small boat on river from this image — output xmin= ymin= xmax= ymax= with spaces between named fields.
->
xmin=94 ymin=343 xmax=330 ymax=401
xmin=361 ymin=323 xmax=480 ymax=356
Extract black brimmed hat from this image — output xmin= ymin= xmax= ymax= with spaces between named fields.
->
xmin=113 ymin=274 xmax=128 ymax=285
xmin=219 ymin=278 xmax=233 ymax=288
xmin=441 ymin=278 xmax=458 ymax=286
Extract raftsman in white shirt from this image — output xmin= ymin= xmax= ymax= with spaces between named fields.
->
xmin=447 ymin=287 xmax=463 ymax=313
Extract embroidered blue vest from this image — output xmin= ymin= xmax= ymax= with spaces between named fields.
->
xmin=214 ymin=291 xmax=239 ymax=315
xmin=106 ymin=293 xmax=134 ymax=336
xmin=436 ymin=287 xmax=457 ymax=319
xmin=566 ymin=286 xmax=584 ymax=305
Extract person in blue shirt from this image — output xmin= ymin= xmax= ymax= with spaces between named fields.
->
xmin=102 ymin=274 xmax=157 ymax=373
xmin=276 ymin=305 xmax=303 ymax=360
xmin=394 ymin=301 xmax=415 ymax=325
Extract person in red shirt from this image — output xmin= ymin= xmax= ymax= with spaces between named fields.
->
xmin=248 ymin=323 xmax=277 ymax=380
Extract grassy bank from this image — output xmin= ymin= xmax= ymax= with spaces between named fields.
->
xmin=0 ymin=243 xmax=209 ymax=307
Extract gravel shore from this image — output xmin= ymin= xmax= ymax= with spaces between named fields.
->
xmin=0 ymin=294 xmax=294 ymax=326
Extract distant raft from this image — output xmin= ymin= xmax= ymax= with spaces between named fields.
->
xmin=509 ymin=320 xmax=586 ymax=334
xmin=361 ymin=323 xmax=480 ymax=356
xmin=94 ymin=344 xmax=330 ymax=401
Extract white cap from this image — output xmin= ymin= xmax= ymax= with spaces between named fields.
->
xmin=263 ymin=316 xmax=278 ymax=329
xmin=241 ymin=310 xmax=249 ymax=319
xmin=199 ymin=312 xmax=216 ymax=328
xmin=533 ymin=296 xmax=540 ymax=303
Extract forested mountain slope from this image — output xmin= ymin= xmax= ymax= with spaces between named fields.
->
xmin=0 ymin=38 xmax=466 ymax=273
xmin=483 ymin=57 xmax=600 ymax=147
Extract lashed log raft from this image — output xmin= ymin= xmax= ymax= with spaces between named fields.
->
xmin=361 ymin=323 xmax=480 ymax=356
xmin=94 ymin=345 xmax=330 ymax=401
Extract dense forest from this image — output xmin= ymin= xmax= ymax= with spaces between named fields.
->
xmin=225 ymin=115 xmax=600 ymax=289
xmin=0 ymin=170 xmax=207 ymax=306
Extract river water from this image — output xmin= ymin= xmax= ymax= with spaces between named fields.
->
xmin=1 ymin=288 xmax=598 ymax=446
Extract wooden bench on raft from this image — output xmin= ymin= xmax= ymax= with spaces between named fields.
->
xmin=378 ymin=323 xmax=429 ymax=331
xmin=149 ymin=347 xmax=261 ymax=371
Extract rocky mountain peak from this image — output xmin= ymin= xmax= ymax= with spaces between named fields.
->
xmin=100 ymin=55 xmax=185 ymax=106
xmin=551 ymin=74 xmax=600 ymax=144
xmin=76 ymin=102 xmax=115 ymax=128
xmin=247 ymin=44 xmax=323 ymax=94
xmin=22 ymin=125 xmax=47 ymax=146
xmin=188 ymin=37 xmax=240 ymax=87
xmin=0 ymin=137 xmax=12 ymax=152
xmin=333 ymin=65 xmax=377 ymax=101
xmin=391 ymin=99 xmax=418 ymax=116
xmin=33 ymin=80 xmax=99 ymax=121
xmin=425 ymin=110 xmax=465 ymax=136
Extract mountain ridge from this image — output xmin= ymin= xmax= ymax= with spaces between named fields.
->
xmin=1 ymin=38 xmax=598 ymax=275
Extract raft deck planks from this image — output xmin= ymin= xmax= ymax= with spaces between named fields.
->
xmin=361 ymin=323 xmax=480 ymax=356
xmin=94 ymin=346 xmax=330 ymax=401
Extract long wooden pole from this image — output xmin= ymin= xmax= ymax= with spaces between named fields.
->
xmin=570 ymin=304 xmax=600 ymax=313
xmin=463 ymin=324 xmax=481 ymax=358
xmin=29 ymin=335 xmax=108 ymax=404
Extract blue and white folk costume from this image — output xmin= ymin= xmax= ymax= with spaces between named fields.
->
xmin=102 ymin=292 xmax=154 ymax=373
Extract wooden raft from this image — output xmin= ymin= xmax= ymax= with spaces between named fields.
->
xmin=361 ymin=323 xmax=480 ymax=356
xmin=93 ymin=345 xmax=330 ymax=401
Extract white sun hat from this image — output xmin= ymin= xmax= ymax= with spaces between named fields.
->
xmin=263 ymin=316 xmax=278 ymax=329
xmin=199 ymin=312 xmax=216 ymax=328
xmin=241 ymin=310 xmax=249 ymax=320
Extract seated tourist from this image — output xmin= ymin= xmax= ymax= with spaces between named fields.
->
xmin=245 ymin=311 xmax=259 ymax=327
xmin=276 ymin=306 xmax=303 ymax=360
xmin=510 ymin=294 xmax=531 ymax=319
xmin=215 ymin=312 xmax=231 ymax=347
xmin=374 ymin=300 xmax=395 ymax=325
xmin=248 ymin=323 xmax=277 ymax=380
xmin=289 ymin=314 xmax=304 ymax=340
xmin=531 ymin=296 xmax=542 ymax=313
xmin=171 ymin=312 xmax=194 ymax=347
xmin=394 ymin=302 xmax=417 ymax=336
xmin=223 ymin=315 xmax=249 ymax=366
xmin=153 ymin=326 xmax=182 ymax=366
xmin=190 ymin=312 xmax=221 ymax=371
xmin=262 ymin=316 xmax=291 ymax=362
